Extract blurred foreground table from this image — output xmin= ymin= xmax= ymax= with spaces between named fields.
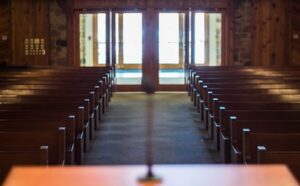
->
xmin=3 ymin=165 xmax=298 ymax=186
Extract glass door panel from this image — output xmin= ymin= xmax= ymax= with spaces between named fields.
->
xmin=159 ymin=13 xmax=180 ymax=65
xmin=194 ymin=13 xmax=205 ymax=65
xmin=97 ymin=13 xmax=107 ymax=65
xmin=115 ymin=12 xmax=143 ymax=85
xmin=123 ymin=14 xmax=142 ymax=65
xmin=159 ymin=12 xmax=185 ymax=85
xmin=79 ymin=13 xmax=107 ymax=67
xmin=193 ymin=12 xmax=222 ymax=66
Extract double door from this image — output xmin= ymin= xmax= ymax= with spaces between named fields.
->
xmin=79 ymin=10 xmax=223 ymax=92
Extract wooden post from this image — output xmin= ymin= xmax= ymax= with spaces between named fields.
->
xmin=92 ymin=14 xmax=98 ymax=66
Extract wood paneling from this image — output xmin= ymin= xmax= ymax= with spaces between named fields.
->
xmin=11 ymin=0 xmax=50 ymax=66
xmin=73 ymin=0 xmax=229 ymax=10
xmin=2 ymin=0 xmax=296 ymax=68
xmin=0 ymin=0 xmax=11 ymax=65
xmin=252 ymin=0 xmax=288 ymax=66
xmin=288 ymin=0 xmax=300 ymax=65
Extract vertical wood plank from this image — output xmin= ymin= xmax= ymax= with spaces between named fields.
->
xmin=11 ymin=0 xmax=50 ymax=66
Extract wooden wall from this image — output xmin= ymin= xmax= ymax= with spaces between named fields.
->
xmin=251 ymin=0 xmax=288 ymax=66
xmin=288 ymin=0 xmax=300 ymax=65
xmin=0 ymin=0 xmax=11 ymax=65
xmin=11 ymin=0 xmax=50 ymax=66
xmin=0 ymin=0 xmax=298 ymax=67
xmin=72 ymin=0 xmax=229 ymax=9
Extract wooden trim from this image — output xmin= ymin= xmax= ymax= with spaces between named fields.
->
xmin=157 ymin=85 xmax=185 ymax=91
xmin=117 ymin=13 xmax=124 ymax=67
xmin=116 ymin=64 xmax=141 ymax=69
xmin=111 ymin=11 xmax=116 ymax=67
xmin=67 ymin=0 xmax=75 ymax=66
xmin=115 ymin=85 xmax=143 ymax=92
xmin=115 ymin=85 xmax=185 ymax=92
xmin=10 ymin=0 xmax=15 ymax=66
xmin=92 ymin=14 xmax=98 ymax=66
xmin=159 ymin=64 xmax=184 ymax=69
xmin=116 ymin=64 xmax=185 ymax=69
xmin=74 ymin=11 xmax=81 ymax=66
xmin=106 ymin=11 xmax=111 ymax=66
xmin=204 ymin=13 xmax=209 ymax=65
xmin=221 ymin=11 xmax=227 ymax=66
xmin=179 ymin=13 xmax=185 ymax=67
xmin=191 ymin=11 xmax=195 ymax=65
xmin=184 ymin=10 xmax=190 ymax=66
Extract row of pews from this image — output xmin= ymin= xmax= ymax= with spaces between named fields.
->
xmin=188 ymin=66 xmax=300 ymax=181
xmin=0 ymin=66 xmax=114 ymax=183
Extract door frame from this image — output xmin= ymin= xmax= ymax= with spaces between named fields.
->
xmin=70 ymin=8 xmax=230 ymax=92
xmin=113 ymin=11 xmax=143 ymax=70
xmin=75 ymin=10 xmax=111 ymax=67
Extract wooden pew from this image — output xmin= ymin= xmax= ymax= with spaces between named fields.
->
xmin=209 ymin=94 xmax=300 ymax=145
xmin=209 ymin=101 xmax=300 ymax=141
xmin=242 ymin=130 xmax=300 ymax=163
xmin=0 ymin=118 xmax=76 ymax=164
xmin=0 ymin=66 xmax=114 ymax=167
xmin=257 ymin=146 xmax=300 ymax=181
xmin=0 ymin=146 xmax=48 ymax=184
xmin=191 ymin=72 xmax=300 ymax=102
xmin=0 ymin=128 xmax=65 ymax=165
xmin=0 ymin=95 xmax=92 ymax=150
xmin=0 ymin=109 xmax=82 ymax=164
xmin=0 ymin=84 xmax=101 ymax=128
xmin=219 ymin=110 xmax=300 ymax=163
xmin=0 ymin=69 xmax=112 ymax=111
xmin=230 ymin=120 xmax=300 ymax=163
xmin=0 ymin=92 xmax=95 ymax=140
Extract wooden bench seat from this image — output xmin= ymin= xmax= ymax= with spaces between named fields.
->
xmin=0 ymin=118 xmax=76 ymax=165
xmin=197 ymin=84 xmax=300 ymax=117
xmin=190 ymin=73 xmax=300 ymax=99
xmin=0 ymin=90 xmax=97 ymax=137
xmin=0 ymin=66 xmax=114 ymax=170
xmin=206 ymin=94 xmax=300 ymax=137
xmin=0 ymin=84 xmax=102 ymax=121
xmin=209 ymin=102 xmax=300 ymax=141
xmin=0 ymin=109 xmax=82 ymax=164
xmin=230 ymin=120 xmax=300 ymax=163
xmin=0 ymin=128 xmax=65 ymax=165
xmin=218 ymin=110 xmax=300 ymax=163
xmin=257 ymin=147 xmax=300 ymax=181
xmin=0 ymin=70 xmax=111 ymax=111
xmin=0 ymin=94 xmax=94 ymax=133
xmin=243 ymin=131 xmax=300 ymax=163
xmin=0 ymin=146 xmax=48 ymax=184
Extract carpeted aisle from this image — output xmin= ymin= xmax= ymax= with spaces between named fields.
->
xmin=84 ymin=92 xmax=220 ymax=164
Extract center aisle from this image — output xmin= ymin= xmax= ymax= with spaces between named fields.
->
xmin=84 ymin=92 xmax=220 ymax=164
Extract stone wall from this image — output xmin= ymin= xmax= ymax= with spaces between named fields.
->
xmin=233 ymin=0 xmax=253 ymax=65
xmin=49 ymin=0 xmax=68 ymax=65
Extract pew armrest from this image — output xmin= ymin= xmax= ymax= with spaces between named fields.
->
xmin=66 ymin=143 xmax=75 ymax=165
xmin=75 ymin=132 xmax=84 ymax=165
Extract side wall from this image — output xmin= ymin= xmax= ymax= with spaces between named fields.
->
xmin=11 ymin=0 xmax=50 ymax=66
xmin=0 ymin=0 xmax=11 ymax=65
xmin=0 ymin=0 xmax=298 ymax=66
xmin=289 ymin=0 xmax=300 ymax=65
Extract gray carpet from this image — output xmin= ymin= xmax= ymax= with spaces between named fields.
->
xmin=84 ymin=92 xmax=221 ymax=164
